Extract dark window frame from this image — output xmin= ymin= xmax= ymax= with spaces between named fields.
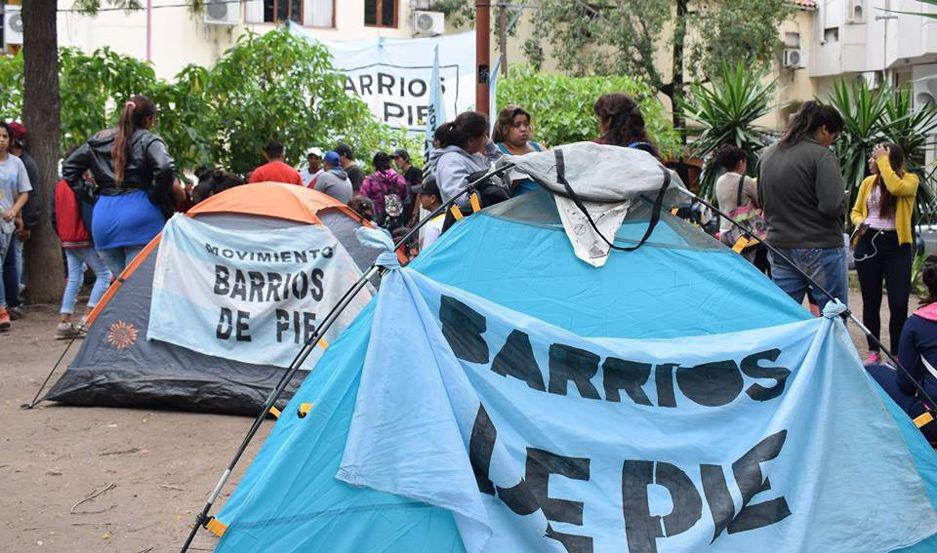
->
xmin=263 ymin=0 xmax=303 ymax=24
xmin=364 ymin=0 xmax=398 ymax=29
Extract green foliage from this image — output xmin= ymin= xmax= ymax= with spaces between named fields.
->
xmin=0 ymin=28 xmax=418 ymax=174
xmin=521 ymin=0 xmax=793 ymax=88
xmin=685 ymin=63 xmax=776 ymax=200
xmin=827 ymin=79 xmax=937 ymax=227
xmin=495 ymin=66 xmax=680 ymax=156
xmin=0 ymin=51 xmax=24 ymax=121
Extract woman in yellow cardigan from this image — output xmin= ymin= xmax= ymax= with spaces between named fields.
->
xmin=850 ymin=142 xmax=919 ymax=364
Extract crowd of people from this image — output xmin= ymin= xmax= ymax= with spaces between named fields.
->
xmin=3 ymin=90 xmax=937 ymax=441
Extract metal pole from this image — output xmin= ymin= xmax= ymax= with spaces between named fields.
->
xmin=498 ymin=2 xmax=507 ymax=77
xmin=146 ymin=0 xmax=152 ymax=62
xmin=476 ymin=0 xmax=491 ymax=115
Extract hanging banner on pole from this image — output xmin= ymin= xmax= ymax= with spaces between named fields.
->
xmin=339 ymin=268 xmax=937 ymax=553
xmin=147 ymin=214 xmax=372 ymax=368
xmin=288 ymin=22 xmax=475 ymax=132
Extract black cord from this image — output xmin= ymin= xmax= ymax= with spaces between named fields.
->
xmin=690 ymin=190 xmax=937 ymax=415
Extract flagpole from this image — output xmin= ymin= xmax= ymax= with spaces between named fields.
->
xmin=476 ymin=0 xmax=491 ymax=115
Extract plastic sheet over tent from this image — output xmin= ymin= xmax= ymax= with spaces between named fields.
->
xmin=209 ymin=190 xmax=937 ymax=551
xmin=44 ymin=183 xmax=383 ymax=415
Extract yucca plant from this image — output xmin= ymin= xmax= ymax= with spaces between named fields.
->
xmin=828 ymin=79 xmax=937 ymax=229
xmin=827 ymin=78 xmax=891 ymax=222
xmin=685 ymin=63 xmax=776 ymax=201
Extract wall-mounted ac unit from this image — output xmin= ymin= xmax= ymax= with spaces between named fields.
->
xmin=3 ymin=5 xmax=24 ymax=47
xmin=783 ymin=48 xmax=807 ymax=69
xmin=204 ymin=0 xmax=239 ymax=25
xmin=846 ymin=0 xmax=866 ymax=24
xmin=413 ymin=10 xmax=445 ymax=35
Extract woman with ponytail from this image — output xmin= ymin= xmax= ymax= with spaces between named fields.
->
xmin=62 ymin=95 xmax=175 ymax=275
xmin=593 ymin=93 xmax=658 ymax=159
xmin=851 ymin=142 xmax=918 ymax=363
xmin=427 ymin=111 xmax=506 ymax=207
xmin=757 ymin=100 xmax=847 ymax=312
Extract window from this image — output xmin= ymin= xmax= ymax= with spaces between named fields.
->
xmin=823 ymin=27 xmax=840 ymax=43
xmin=365 ymin=0 xmax=397 ymax=28
xmin=248 ymin=0 xmax=333 ymax=27
xmin=784 ymin=32 xmax=801 ymax=49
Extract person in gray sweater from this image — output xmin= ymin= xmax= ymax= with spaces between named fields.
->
xmin=314 ymin=151 xmax=353 ymax=204
xmin=757 ymin=101 xmax=846 ymax=310
xmin=430 ymin=111 xmax=505 ymax=207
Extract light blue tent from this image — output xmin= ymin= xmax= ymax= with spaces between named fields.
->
xmin=211 ymin=191 xmax=937 ymax=551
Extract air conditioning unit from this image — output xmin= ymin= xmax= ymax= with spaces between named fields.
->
xmin=204 ymin=0 xmax=239 ymax=25
xmin=3 ymin=5 xmax=23 ymax=47
xmin=783 ymin=48 xmax=807 ymax=69
xmin=413 ymin=10 xmax=445 ymax=35
xmin=846 ymin=0 xmax=866 ymax=24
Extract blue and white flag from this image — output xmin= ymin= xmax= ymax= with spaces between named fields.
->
xmin=339 ymin=268 xmax=937 ymax=552
xmin=147 ymin=215 xmax=372 ymax=368
xmin=424 ymin=44 xmax=447 ymax=167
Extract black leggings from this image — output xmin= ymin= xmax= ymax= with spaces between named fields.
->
xmin=854 ymin=230 xmax=912 ymax=353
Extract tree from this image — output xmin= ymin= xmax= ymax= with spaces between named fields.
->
xmin=496 ymin=66 xmax=680 ymax=155
xmin=518 ymin=0 xmax=793 ymax=137
xmin=21 ymin=0 xmax=64 ymax=303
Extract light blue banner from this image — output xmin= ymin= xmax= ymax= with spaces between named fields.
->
xmin=339 ymin=268 xmax=937 ymax=552
xmin=147 ymin=215 xmax=371 ymax=368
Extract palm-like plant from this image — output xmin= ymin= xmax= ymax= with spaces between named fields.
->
xmin=828 ymin=79 xmax=937 ymax=228
xmin=685 ymin=63 xmax=776 ymax=200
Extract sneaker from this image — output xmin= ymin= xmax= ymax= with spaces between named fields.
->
xmin=865 ymin=351 xmax=881 ymax=365
xmin=55 ymin=322 xmax=83 ymax=340
xmin=8 ymin=306 xmax=23 ymax=320
xmin=0 ymin=309 xmax=9 ymax=332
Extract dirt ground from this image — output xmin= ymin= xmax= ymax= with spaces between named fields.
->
xmin=0 ymin=286 xmax=898 ymax=553
xmin=0 ymin=303 xmax=270 ymax=553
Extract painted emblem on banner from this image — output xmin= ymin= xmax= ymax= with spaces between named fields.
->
xmin=106 ymin=320 xmax=138 ymax=350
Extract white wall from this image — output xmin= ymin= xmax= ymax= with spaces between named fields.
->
xmin=56 ymin=0 xmax=429 ymax=80
xmin=811 ymin=0 xmax=937 ymax=77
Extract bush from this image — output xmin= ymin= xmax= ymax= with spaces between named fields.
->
xmin=495 ymin=66 xmax=680 ymax=156
xmin=0 ymin=29 xmax=419 ymax=175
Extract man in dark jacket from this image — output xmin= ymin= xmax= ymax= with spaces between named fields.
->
xmin=3 ymin=122 xmax=39 ymax=317
xmin=336 ymin=142 xmax=365 ymax=192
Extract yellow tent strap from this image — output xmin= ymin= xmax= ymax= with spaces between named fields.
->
xmin=914 ymin=411 xmax=934 ymax=429
xmin=268 ymin=406 xmax=281 ymax=419
xmin=298 ymin=402 xmax=313 ymax=418
xmin=206 ymin=517 xmax=228 ymax=537
xmin=318 ymin=337 xmax=329 ymax=350
xmin=449 ymin=204 xmax=464 ymax=221
xmin=469 ymin=193 xmax=481 ymax=213
xmin=732 ymin=236 xmax=751 ymax=254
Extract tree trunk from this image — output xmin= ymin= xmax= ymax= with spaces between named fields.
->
xmin=671 ymin=0 xmax=688 ymax=144
xmin=22 ymin=0 xmax=64 ymax=303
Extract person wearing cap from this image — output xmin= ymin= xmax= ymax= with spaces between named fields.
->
xmin=300 ymin=147 xmax=324 ymax=188
xmin=313 ymin=151 xmax=353 ymax=204
xmin=4 ymin=121 xmax=40 ymax=319
xmin=416 ymin=176 xmax=445 ymax=251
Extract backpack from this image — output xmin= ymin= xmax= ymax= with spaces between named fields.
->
xmin=721 ymin=174 xmax=767 ymax=250
xmin=377 ymin=173 xmax=405 ymax=231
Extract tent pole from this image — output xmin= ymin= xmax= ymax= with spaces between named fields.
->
xmin=21 ymin=326 xmax=86 ymax=410
xmin=179 ymin=164 xmax=516 ymax=552
xmin=684 ymin=190 xmax=937 ymax=414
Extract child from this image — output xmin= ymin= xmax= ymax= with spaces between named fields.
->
xmin=417 ymin=176 xmax=445 ymax=252
xmin=52 ymin=172 xmax=112 ymax=338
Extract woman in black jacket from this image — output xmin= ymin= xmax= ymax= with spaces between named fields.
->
xmin=62 ymin=95 xmax=175 ymax=275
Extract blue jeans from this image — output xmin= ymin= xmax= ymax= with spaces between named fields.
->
xmin=0 ymin=232 xmax=10 ymax=308
xmin=97 ymin=244 xmax=145 ymax=278
xmin=2 ymin=235 xmax=23 ymax=308
xmin=768 ymin=246 xmax=848 ymax=311
xmin=60 ymin=247 xmax=112 ymax=315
